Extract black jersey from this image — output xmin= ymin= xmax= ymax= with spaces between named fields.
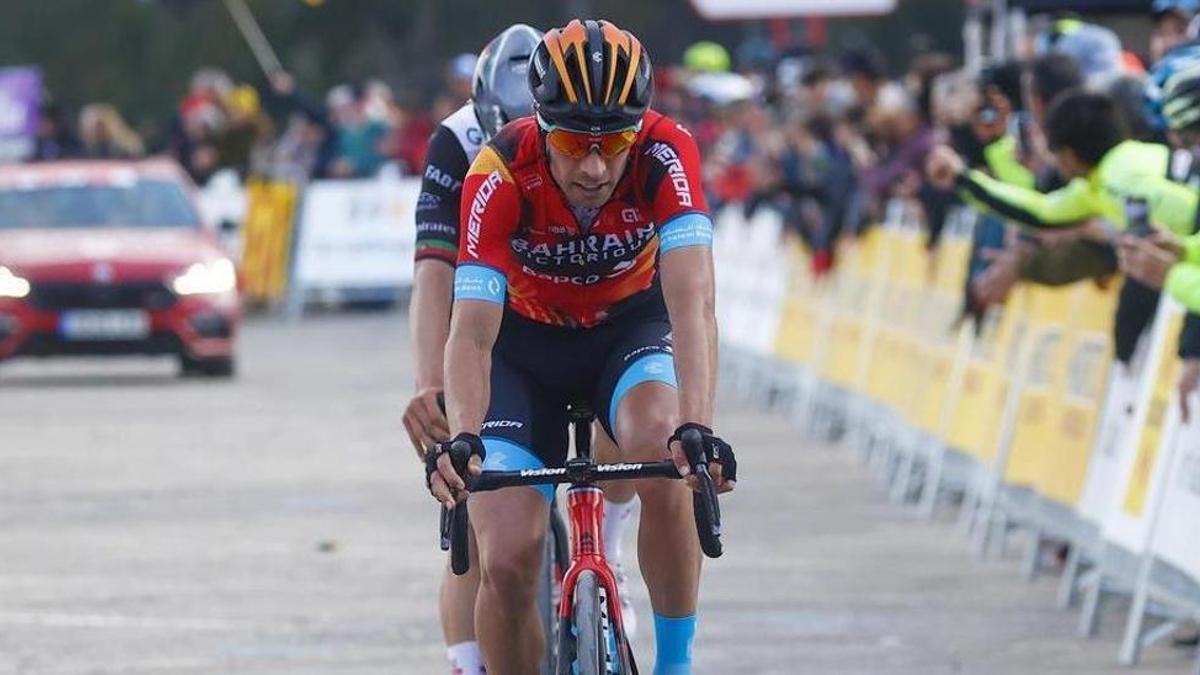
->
xmin=414 ymin=103 xmax=487 ymax=266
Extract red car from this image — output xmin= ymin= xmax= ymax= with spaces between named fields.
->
xmin=0 ymin=160 xmax=239 ymax=377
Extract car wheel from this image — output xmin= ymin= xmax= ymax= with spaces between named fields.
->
xmin=180 ymin=354 xmax=236 ymax=378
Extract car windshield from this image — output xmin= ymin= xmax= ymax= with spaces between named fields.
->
xmin=0 ymin=180 xmax=200 ymax=229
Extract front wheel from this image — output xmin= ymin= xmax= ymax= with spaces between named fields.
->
xmin=558 ymin=571 xmax=606 ymax=674
xmin=179 ymin=353 xmax=235 ymax=378
xmin=558 ymin=571 xmax=635 ymax=675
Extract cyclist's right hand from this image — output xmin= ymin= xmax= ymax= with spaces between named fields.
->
xmin=669 ymin=423 xmax=738 ymax=495
xmin=403 ymin=387 xmax=450 ymax=459
xmin=426 ymin=432 xmax=486 ymax=509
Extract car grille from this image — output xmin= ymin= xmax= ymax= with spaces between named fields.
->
xmin=27 ymin=282 xmax=176 ymax=311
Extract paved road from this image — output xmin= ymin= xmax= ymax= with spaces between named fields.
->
xmin=0 ymin=313 xmax=1194 ymax=674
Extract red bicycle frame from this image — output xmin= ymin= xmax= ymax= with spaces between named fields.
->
xmin=558 ymin=485 xmax=629 ymax=636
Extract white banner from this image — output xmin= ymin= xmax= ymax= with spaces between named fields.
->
xmin=1100 ymin=301 xmax=1184 ymax=554
xmin=293 ymin=177 xmax=420 ymax=290
xmin=714 ymin=206 xmax=789 ymax=355
xmin=690 ymin=0 xmax=896 ymax=19
xmin=1077 ymin=366 xmax=1142 ymax=527
xmin=1148 ymin=391 xmax=1200 ymax=582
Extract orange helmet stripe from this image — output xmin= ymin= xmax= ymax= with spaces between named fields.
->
xmin=617 ymin=37 xmax=642 ymax=106
xmin=555 ymin=20 xmax=593 ymax=105
xmin=601 ymin=23 xmax=625 ymax=105
xmin=544 ymin=33 xmax=577 ymax=104
xmin=572 ymin=39 xmax=593 ymax=104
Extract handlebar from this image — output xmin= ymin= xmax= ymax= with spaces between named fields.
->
xmin=437 ymin=433 xmax=725 ymax=576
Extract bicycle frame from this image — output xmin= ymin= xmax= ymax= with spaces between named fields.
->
xmin=559 ymin=484 xmax=631 ymax=652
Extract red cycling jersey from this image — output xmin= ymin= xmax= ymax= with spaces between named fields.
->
xmin=455 ymin=109 xmax=710 ymax=328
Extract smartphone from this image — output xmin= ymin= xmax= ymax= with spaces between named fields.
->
xmin=1125 ymin=197 xmax=1153 ymax=237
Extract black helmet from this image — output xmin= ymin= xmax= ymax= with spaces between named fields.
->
xmin=1164 ymin=57 xmax=1200 ymax=133
xmin=529 ymin=19 xmax=653 ymax=134
xmin=473 ymin=24 xmax=543 ymax=139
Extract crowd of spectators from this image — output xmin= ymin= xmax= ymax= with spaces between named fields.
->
xmin=22 ymin=52 xmax=486 ymax=185
xmin=18 ymin=8 xmax=1200 ymax=327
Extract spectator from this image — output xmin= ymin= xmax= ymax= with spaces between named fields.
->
xmin=262 ymin=70 xmax=338 ymax=180
xmin=841 ymin=47 xmax=888 ymax=112
xmin=1151 ymin=0 xmax=1198 ymax=62
xmin=445 ymin=53 xmax=477 ymax=106
xmin=214 ymin=84 xmax=274 ymax=177
xmin=387 ymin=94 xmax=435 ymax=176
xmin=327 ymin=83 xmax=392 ymax=178
xmin=30 ymin=101 xmax=81 ymax=161
xmin=78 ymin=104 xmax=144 ymax=159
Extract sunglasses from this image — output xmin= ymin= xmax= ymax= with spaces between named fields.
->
xmin=540 ymin=119 xmax=641 ymax=159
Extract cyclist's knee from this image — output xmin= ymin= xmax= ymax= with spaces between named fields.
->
xmin=479 ymin=541 xmax=542 ymax=606
xmin=623 ymin=417 xmax=676 ymax=459
xmin=614 ymin=385 xmax=678 ymax=462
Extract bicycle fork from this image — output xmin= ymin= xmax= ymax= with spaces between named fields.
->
xmin=556 ymin=484 xmax=633 ymax=669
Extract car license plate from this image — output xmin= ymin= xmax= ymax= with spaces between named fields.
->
xmin=59 ymin=310 xmax=150 ymax=341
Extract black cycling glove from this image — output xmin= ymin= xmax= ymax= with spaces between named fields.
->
xmin=669 ymin=423 xmax=737 ymax=483
xmin=425 ymin=432 xmax=486 ymax=489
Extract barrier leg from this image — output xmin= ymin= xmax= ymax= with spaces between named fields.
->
xmin=890 ymin=445 xmax=916 ymax=504
xmin=971 ymin=507 xmax=991 ymax=559
xmin=971 ymin=490 xmax=996 ymax=559
xmin=990 ymin=510 xmax=1012 ymax=560
xmin=1078 ymin=569 xmax=1105 ymax=639
xmin=1021 ymin=526 xmax=1044 ymax=582
xmin=917 ymin=440 xmax=944 ymax=519
xmin=1057 ymin=545 xmax=1084 ymax=609
xmin=957 ymin=484 xmax=979 ymax=537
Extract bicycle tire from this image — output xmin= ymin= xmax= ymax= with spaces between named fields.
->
xmin=537 ymin=518 xmax=558 ymax=675
xmin=560 ymin=570 xmax=607 ymax=675
xmin=549 ymin=502 xmax=571 ymax=575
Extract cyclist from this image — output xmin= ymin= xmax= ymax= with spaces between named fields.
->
xmin=406 ymin=24 xmax=540 ymax=675
xmin=404 ymin=23 xmax=647 ymax=673
xmin=426 ymin=19 xmax=737 ymax=675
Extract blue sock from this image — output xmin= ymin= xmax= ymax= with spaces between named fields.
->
xmin=653 ymin=613 xmax=696 ymax=675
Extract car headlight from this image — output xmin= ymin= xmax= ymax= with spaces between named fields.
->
xmin=0 ymin=266 xmax=31 ymax=299
xmin=171 ymin=259 xmax=237 ymax=296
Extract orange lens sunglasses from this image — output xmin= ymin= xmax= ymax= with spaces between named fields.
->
xmin=543 ymin=125 xmax=640 ymax=159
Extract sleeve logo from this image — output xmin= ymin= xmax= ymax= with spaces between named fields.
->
xmin=466 ymin=170 xmax=504 ymax=258
xmin=647 ymin=142 xmax=694 ymax=208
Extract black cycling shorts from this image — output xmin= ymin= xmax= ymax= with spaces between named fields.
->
xmin=480 ymin=304 xmax=677 ymax=501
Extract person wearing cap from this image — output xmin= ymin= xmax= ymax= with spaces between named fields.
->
xmin=1153 ymin=0 xmax=1200 ymax=62
xmin=1036 ymin=17 xmax=1125 ymax=81
xmin=682 ymin=41 xmax=731 ymax=73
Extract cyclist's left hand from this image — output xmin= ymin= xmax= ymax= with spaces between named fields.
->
xmin=426 ymin=432 xmax=485 ymax=509
xmin=669 ymin=423 xmax=737 ymax=494
xmin=403 ymin=386 xmax=449 ymax=459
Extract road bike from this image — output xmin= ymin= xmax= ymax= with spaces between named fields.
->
xmin=438 ymin=403 xmax=723 ymax=674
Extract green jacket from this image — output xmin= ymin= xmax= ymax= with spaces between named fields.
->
xmin=956 ymin=139 xmax=1200 ymax=311
xmin=983 ymin=136 xmax=1036 ymax=190
xmin=1168 ymin=237 xmax=1200 ymax=313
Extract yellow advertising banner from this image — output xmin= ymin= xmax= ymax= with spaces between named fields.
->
xmin=240 ymin=180 xmax=299 ymax=304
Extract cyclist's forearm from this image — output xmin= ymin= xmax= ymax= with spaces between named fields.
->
xmin=443 ymin=302 xmax=502 ymax=436
xmin=444 ymin=335 xmax=492 ymax=436
xmin=410 ymin=261 xmax=454 ymax=390
xmin=672 ymin=305 xmax=718 ymax=426
xmin=661 ymin=249 xmax=718 ymax=427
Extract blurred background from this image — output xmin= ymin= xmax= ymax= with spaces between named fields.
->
xmin=2 ymin=0 xmax=1200 ymax=673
